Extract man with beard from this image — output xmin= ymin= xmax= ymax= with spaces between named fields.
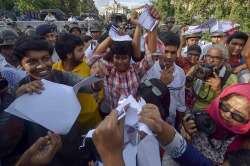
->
xmin=53 ymin=33 xmax=103 ymax=133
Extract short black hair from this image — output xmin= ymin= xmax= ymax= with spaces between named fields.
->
xmin=13 ymin=36 xmax=53 ymax=61
xmin=227 ymin=31 xmax=248 ymax=44
xmin=187 ymin=44 xmax=202 ymax=55
xmin=55 ymin=33 xmax=83 ymax=60
xmin=227 ymin=149 xmax=250 ymax=166
xmin=138 ymin=78 xmax=170 ymax=119
xmin=158 ymin=31 xmax=180 ymax=49
xmin=110 ymin=41 xmax=133 ymax=58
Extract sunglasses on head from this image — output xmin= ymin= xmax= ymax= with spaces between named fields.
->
xmin=219 ymin=101 xmax=249 ymax=124
xmin=143 ymin=80 xmax=162 ymax=97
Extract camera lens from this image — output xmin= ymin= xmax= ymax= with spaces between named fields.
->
xmin=195 ymin=67 xmax=206 ymax=79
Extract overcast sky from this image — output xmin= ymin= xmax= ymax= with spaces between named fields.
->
xmin=94 ymin=0 xmax=150 ymax=10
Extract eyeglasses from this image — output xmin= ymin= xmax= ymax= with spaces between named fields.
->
xmin=143 ymin=80 xmax=162 ymax=96
xmin=206 ymin=54 xmax=223 ymax=61
xmin=219 ymin=101 xmax=249 ymax=124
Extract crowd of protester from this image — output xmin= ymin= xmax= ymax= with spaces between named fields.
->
xmin=1 ymin=5 xmax=250 ymax=166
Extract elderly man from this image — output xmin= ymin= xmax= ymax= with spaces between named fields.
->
xmin=186 ymin=45 xmax=238 ymax=110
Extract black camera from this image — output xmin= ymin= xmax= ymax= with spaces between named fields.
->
xmin=188 ymin=111 xmax=216 ymax=136
xmin=194 ymin=64 xmax=214 ymax=80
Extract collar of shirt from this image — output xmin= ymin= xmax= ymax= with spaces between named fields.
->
xmin=52 ymin=61 xmax=90 ymax=77
xmin=142 ymin=61 xmax=186 ymax=90
xmin=168 ymin=63 xmax=186 ymax=89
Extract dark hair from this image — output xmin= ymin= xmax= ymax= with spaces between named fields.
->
xmin=227 ymin=149 xmax=250 ymax=166
xmin=110 ymin=41 xmax=133 ymax=58
xmin=35 ymin=24 xmax=57 ymax=37
xmin=227 ymin=32 xmax=248 ymax=44
xmin=138 ymin=79 xmax=170 ymax=119
xmin=158 ymin=31 xmax=180 ymax=49
xmin=13 ymin=36 xmax=53 ymax=61
xmin=187 ymin=44 xmax=202 ymax=55
xmin=55 ymin=33 xmax=83 ymax=60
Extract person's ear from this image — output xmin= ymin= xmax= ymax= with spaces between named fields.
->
xmin=20 ymin=56 xmax=27 ymax=68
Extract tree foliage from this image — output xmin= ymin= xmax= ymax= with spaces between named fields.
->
xmin=0 ymin=0 xmax=15 ymax=10
xmin=153 ymin=0 xmax=250 ymax=32
xmin=1 ymin=0 xmax=98 ymax=16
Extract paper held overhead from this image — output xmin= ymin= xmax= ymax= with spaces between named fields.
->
xmin=138 ymin=4 xmax=159 ymax=31
xmin=5 ymin=79 xmax=81 ymax=135
xmin=109 ymin=25 xmax=132 ymax=41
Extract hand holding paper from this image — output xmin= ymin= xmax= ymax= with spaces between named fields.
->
xmin=16 ymin=80 xmax=44 ymax=97
xmin=138 ymin=5 xmax=160 ymax=31
xmin=5 ymin=79 xmax=81 ymax=135
xmin=93 ymin=111 xmax=125 ymax=166
xmin=139 ymin=104 xmax=164 ymax=134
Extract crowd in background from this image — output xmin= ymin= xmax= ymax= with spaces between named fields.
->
xmin=1 ymin=5 xmax=250 ymax=166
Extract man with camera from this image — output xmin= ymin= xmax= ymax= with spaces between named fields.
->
xmin=186 ymin=44 xmax=238 ymax=110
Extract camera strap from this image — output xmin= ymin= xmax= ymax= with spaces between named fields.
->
xmin=220 ymin=69 xmax=231 ymax=89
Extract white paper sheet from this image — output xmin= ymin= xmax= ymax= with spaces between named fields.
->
xmin=109 ymin=25 xmax=132 ymax=41
xmin=84 ymin=95 xmax=158 ymax=166
xmin=123 ymin=96 xmax=152 ymax=135
xmin=138 ymin=5 xmax=159 ymax=31
xmin=73 ymin=75 xmax=104 ymax=94
xmin=5 ymin=79 xmax=81 ymax=135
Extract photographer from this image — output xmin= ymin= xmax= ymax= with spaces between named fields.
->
xmin=186 ymin=44 xmax=238 ymax=110
xmin=181 ymin=83 xmax=250 ymax=165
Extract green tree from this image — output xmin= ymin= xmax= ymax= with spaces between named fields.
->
xmin=153 ymin=0 xmax=250 ymax=32
xmin=17 ymin=0 xmax=60 ymax=13
xmin=0 ymin=0 xmax=15 ymax=10
xmin=15 ymin=0 xmax=98 ymax=16
xmin=153 ymin=0 xmax=174 ymax=21
xmin=79 ymin=0 xmax=98 ymax=15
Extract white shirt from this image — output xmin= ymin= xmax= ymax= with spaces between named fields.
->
xmin=85 ymin=40 xmax=98 ymax=60
xmin=142 ymin=61 xmax=186 ymax=125
xmin=51 ymin=49 xmax=60 ymax=63
xmin=0 ymin=54 xmax=9 ymax=68
xmin=68 ymin=16 xmax=77 ymax=23
xmin=44 ymin=15 xmax=56 ymax=22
